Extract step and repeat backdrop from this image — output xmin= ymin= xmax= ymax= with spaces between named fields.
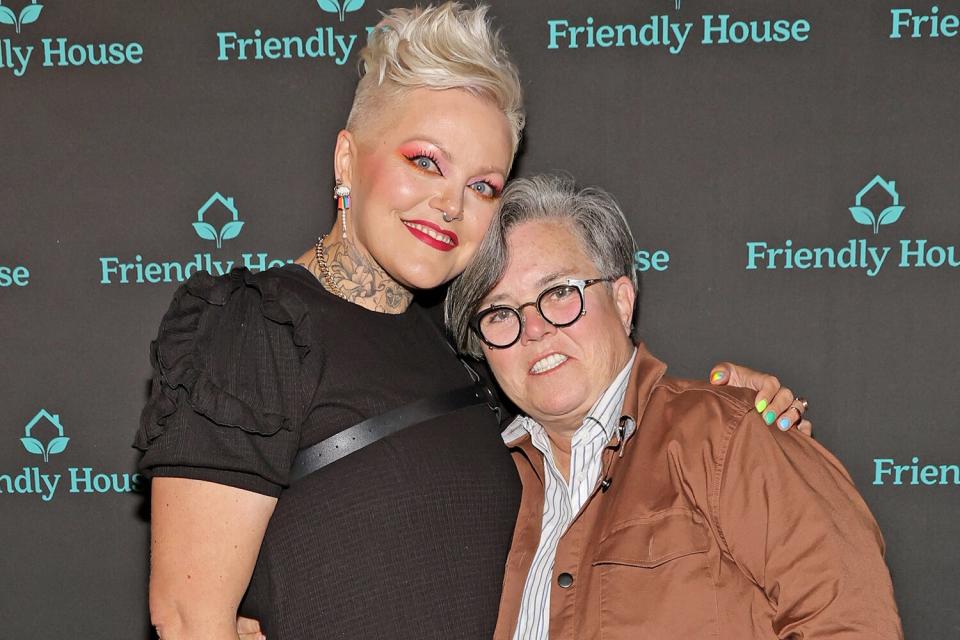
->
xmin=1 ymin=1 xmax=957 ymax=637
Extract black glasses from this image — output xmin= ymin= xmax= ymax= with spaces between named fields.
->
xmin=470 ymin=278 xmax=613 ymax=349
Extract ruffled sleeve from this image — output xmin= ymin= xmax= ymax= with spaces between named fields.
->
xmin=134 ymin=268 xmax=312 ymax=497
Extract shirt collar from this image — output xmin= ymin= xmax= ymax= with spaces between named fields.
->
xmin=502 ymin=348 xmax=638 ymax=447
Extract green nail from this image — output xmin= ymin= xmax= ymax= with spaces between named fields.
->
xmin=755 ymin=399 xmax=768 ymax=413
xmin=763 ymin=410 xmax=776 ymax=425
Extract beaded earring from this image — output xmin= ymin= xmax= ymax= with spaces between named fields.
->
xmin=334 ymin=179 xmax=351 ymax=240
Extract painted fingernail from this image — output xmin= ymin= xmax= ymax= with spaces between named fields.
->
xmin=755 ymin=399 xmax=768 ymax=413
xmin=711 ymin=370 xmax=725 ymax=382
xmin=778 ymin=416 xmax=791 ymax=431
xmin=763 ymin=410 xmax=776 ymax=426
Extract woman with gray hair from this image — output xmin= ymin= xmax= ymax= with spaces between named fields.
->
xmin=445 ymin=175 xmax=900 ymax=639
xmin=447 ymin=175 xmax=644 ymax=357
xmin=136 ymin=5 xmax=805 ymax=640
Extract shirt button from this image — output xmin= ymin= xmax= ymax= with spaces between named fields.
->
xmin=557 ymin=572 xmax=574 ymax=588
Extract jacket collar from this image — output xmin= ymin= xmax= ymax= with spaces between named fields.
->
xmin=618 ymin=342 xmax=668 ymax=436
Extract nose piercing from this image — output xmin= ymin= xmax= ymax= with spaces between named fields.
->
xmin=442 ymin=208 xmax=465 ymax=223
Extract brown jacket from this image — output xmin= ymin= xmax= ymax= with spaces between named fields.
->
xmin=494 ymin=345 xmax=903 ymax=639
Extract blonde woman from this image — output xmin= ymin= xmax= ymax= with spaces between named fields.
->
xmin=135 ymin=5 xmax=806 ymax=640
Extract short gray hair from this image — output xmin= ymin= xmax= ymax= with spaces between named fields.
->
xmin=445 ymin=174 xmax=639 ymax=358
xmin=347 ymin=2 xmax=525 ymax=153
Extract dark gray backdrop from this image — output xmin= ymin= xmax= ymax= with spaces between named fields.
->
xmin=1 ymin=1 xmax=957 ymax=638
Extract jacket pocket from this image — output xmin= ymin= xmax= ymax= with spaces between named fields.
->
xmin=594 ymin=507 xmax=710 ymax=567
xmin=593 ymin=508 xmax=719 ymax=639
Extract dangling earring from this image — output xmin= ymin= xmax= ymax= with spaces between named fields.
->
xmin=334 ymin=179 xmax=351 ymax=241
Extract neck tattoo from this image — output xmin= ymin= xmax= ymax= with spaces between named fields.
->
xmin=312 ymin=235 xmax=413 ymax=314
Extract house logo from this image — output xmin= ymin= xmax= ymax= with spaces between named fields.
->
xmin=194 ymin=192 xmax=245 ymax=249
xmin=2 ymin=409 xmax=145 ymax=501
xmin=98 ymin=190 xmax=292 ymax=285
xmin=20 ymin=409 xmax=68 ymax=463
xmin=0 ymin=0 xmax=42 ymax=34
xmin=746 ymin=175 xmax=960 ymax=276
xmin=0 ymin=1 xmax=144 ymax=77
xmin=849 ymin=175 xmax=905 ymax=235
xmin=317 ymin=0 xmax=364 ymax=23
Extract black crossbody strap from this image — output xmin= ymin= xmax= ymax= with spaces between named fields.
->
xmin=288 ymin=385 xmax=486 ymax=483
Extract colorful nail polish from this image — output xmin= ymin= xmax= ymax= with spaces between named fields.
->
xmin=711 ymin=370 xmax=725 ymax=382
xmin=778 ymin=416 xmax=791 ymax=431
xmin=763 ymin=410 xmax=776 ymax=426
xmin=755 ymin=399 xmax=768 ymax=413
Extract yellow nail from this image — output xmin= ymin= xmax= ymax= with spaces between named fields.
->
xmin=755 ymin=399 xmax=768 ymax=413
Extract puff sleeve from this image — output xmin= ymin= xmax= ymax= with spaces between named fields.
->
xmin=134 ymin=268 xmax=312 ymax=497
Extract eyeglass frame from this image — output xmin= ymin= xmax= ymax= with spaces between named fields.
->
xmin=469 ymin=277 xmax=615 ymax=349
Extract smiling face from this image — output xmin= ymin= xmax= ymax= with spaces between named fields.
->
xmin=481 ymin=219 xmax=637 ymax=437
xmin=337 ymin=87 xmax=514 ymax=291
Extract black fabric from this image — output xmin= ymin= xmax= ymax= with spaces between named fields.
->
xmin=288 ymin=385 xmax=486 ymax=482
xmin=135 ymin=265 xmax=522 ymax=639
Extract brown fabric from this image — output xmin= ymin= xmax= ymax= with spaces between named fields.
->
xmin=494 ymin=343 xmax=903 ymax=640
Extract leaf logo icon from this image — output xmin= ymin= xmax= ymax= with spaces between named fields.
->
xmin=0 ymin=1 xmax=43 ymax=34
xmin=849 ymin=206 xmax=876 ymax=228
xmin=193 ymin=221 xmax=219 ymax=243
xmin=46 ymin=436 xmax=70 ymax=457
xmin=19 ymin=2 xmax=41 ymax=26
xmin=317 ymin=0 xmax=365 ymax=23
xmin=850 ymin=175 xmax=904 ymax=235
xmin=0 ymin=6 xmax=17 ymax=29
xmin=878 ymin=206 xmax=904 ymax=227
xmin=219 ymin=220 xmax=244 ymax=242
xmin=21 ymin=410 xmax=69 ymax=462
xmin=195 ymin=193 xmax=244 ymax=249
xmin=20 ymin=436 xmax=70 ymax=462
xmin=21 ymin=436 xmax=45 ymax=457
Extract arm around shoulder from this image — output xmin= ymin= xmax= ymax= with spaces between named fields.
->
xmin=150 ymin=477 xmax=276 ymax=639
xmin=715 ymin=411 xmax=903 ymax=639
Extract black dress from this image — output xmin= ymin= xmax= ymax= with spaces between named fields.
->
xmin=134 ymin=265 xmax=522 ymax=640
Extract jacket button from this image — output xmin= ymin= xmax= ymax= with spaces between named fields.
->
xmin=557 ymin=572 xmax=574 ymax=588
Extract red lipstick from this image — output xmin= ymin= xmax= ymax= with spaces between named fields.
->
xmin=402 ymin=219 xmax=459 ymax=252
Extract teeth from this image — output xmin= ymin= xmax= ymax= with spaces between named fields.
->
xmin=530 ymin=353 xmax=568 ymax=374
xmin=404 ymin=222 xmax=454 ymax=246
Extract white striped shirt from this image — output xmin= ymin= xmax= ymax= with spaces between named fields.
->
xmin=501 ymin=350 xmax=637 ymax=640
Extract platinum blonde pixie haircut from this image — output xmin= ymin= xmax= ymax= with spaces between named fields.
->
xmin=346 ymin=2 xmax=525 ymax=152
xmin=445 ymin=174 xmax=640 ymax=359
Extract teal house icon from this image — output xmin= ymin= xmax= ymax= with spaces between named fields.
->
xmin=21 ymin=409 xmax=69 ymax=463
xmin=0 ymin=1 xmax=43 ymax=34
xmin=849 ymin=175 xmax=905 ymax=235
xmin=317 ymin=0 xmax=364 ymax=23
xmin=194 ymin=192 xmax=245 ymax=249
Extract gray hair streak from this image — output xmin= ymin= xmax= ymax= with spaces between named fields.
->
xmin=445 ymin=174 xmax=639 ymax=359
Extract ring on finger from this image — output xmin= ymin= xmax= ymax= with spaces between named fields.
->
xmin=795 ymin=396 xmax=809 ymax=412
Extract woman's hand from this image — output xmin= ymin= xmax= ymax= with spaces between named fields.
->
xmin=709 ymin=362 xmax=812 ymax=435
xmin=237 ymin=616 xmax=265 ymax=640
